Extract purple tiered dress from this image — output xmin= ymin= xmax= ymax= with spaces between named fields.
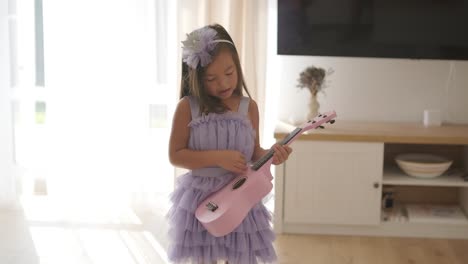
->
xmin=167 ymin=96 xmax=277 ymax=264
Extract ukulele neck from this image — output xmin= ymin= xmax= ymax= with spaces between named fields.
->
xmin=250 ymin=127 xmax=303 ymax=171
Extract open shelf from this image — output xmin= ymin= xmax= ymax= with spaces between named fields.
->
xmin=381 ymin=219 xmax=468 ymax=227
xmin=383 ymin=167 xmax=468 ymax=187
xmin=381 ymin=203 xmax=468 ymax=227
xmin=378 ymin=219 xmax=468 ymax=239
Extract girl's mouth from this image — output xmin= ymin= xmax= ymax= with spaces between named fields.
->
xmin=219 ymin=88 xmax=231 ymax=96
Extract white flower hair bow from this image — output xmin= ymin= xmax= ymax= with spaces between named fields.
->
xmin=182 ymin=26 xmax=233 ymax=69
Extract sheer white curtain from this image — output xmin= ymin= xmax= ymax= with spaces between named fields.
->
xmin=40 ymin=0 xmax=177 ymax=210
xmin=10 ymin=0 xmax=178 ymax=216
xmin=178 ymin=0 xmax=270 ymax=143
xmin=0 ymin=0 xmax=17 ymax=209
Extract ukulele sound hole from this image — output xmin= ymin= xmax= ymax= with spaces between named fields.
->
xmin=232 ymin=177 xmax=247 ymax=190
xmin=206 ymin=201 xmax=218 ymax=212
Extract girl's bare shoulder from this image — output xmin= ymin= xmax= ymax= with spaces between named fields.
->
xmin=247 ymin=98 xmax=259 ymax=114
xmin=178 ymin=96 xmax=190 ymax=107
xmin=174 ymin=96 xmax=192 ymax=118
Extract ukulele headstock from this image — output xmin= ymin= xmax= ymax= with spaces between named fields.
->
xmin=253 ymin=110 xmax=337 ymax=170
xmin=298 ymin=110 xmax=337 ymax=132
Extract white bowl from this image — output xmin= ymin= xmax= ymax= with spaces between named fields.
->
xmin=395 ymin=153 xmax=453 ymax=178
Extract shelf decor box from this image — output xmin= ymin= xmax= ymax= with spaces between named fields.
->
xmin=406 ymin=204 xmax=468 ymax=225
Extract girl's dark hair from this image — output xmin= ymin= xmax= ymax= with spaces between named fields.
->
xmin=179 ymin=24 xmax=251 ymax=114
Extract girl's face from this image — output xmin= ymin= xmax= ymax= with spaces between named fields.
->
xmin=203 ymin=49 xmax=238 ymax=101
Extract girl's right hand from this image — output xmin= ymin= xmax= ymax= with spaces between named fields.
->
xmin=217 ymin=150 xmax=248 ymax=174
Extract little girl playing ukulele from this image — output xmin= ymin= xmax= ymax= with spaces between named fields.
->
xmin=167 ymin=24 xmax=292 ymax=264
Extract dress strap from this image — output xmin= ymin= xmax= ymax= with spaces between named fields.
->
xmin=238 ymin=96 xmax=250 ymax=116
xmin=187 ymin=96 xmax=200 ymax=119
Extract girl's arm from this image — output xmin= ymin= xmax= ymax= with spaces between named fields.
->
xmin=249 ymin=99 xmax=292 ymax=165
xmin=168 ymin=97 xmax=247 ymax=174
xmin=249 ymin=99 xmax=268 ymax=161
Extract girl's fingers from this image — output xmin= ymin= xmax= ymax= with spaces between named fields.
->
xmin=272 ymin=144 xmax=292 ymax=164
xmin=239 ymin=156 xmax=246 ymax=163
xmin=235 ymin=162 xmax=247 ymax=171
xmin=272 ymin=157 xmax=278 ymax=165
xmin=275 ymin=145 xmax=288 ymax=158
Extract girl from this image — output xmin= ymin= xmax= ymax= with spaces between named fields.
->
xmin=167 ymin=24 xmax=292 ymax=264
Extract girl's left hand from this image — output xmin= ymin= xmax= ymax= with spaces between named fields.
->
xmin=271 ymin=144 xmax=292 ymax=165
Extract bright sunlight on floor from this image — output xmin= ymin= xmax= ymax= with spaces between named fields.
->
xmin=13 ymin=190 xmax=171 ymax=264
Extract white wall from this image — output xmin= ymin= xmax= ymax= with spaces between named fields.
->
xmin=276 ymin=56 xmax=468 ymax=124
xmin=267 ymin=0 xmax=468 ymax=125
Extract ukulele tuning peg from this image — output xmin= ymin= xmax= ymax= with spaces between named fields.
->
xmin=328 ymin=119 xmax=336 ymax=124
xmin=317 ymin=125 xmax=324 ymax=129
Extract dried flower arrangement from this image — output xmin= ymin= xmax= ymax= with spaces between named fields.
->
xmin=296 ymin=66 xmax=333 ymax=122
xmin=296 ymin=66 xmax=331 ymax=96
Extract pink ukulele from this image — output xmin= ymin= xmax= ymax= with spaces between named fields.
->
xmin=195 ymin=111 xmax=337 ymax=237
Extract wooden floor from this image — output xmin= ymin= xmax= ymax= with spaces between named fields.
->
xmin=3 ymin=205 xmax=468 ymax=264
xmin=274 ymin=234 xmax=468 ymax=264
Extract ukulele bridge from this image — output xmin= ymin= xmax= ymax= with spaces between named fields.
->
xmin=206 ymin=201 xmax=218 ymax=212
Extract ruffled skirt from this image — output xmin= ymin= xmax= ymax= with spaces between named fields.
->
xmin=167 ymin=172 xmax=277 ymax=264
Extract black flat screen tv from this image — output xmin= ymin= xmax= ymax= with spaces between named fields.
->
xmin=278 ymin=0 xmax=468 ymax=60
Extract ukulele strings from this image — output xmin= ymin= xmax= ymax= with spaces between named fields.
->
xmin=251 ymin=127 xmax=303 ymax=171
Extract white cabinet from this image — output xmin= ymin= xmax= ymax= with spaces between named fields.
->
xmin=274 ymin=122 xmax=468 ymax=238
xmin=274 ymin=139 xmax=468 ymax=239
xmin=283 ymin=141 xmax=383 ymax=226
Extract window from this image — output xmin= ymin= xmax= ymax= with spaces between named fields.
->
xmin=13 ymin=0 xmax=178 ymax=207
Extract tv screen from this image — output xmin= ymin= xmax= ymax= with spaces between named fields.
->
xmin=278 ymin=0 xmax=468 ymax=60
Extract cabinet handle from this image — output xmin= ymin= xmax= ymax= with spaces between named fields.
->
xmin=374 ymin=182 xmax=380 ymax=189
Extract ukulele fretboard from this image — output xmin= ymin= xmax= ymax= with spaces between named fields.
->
xmin=251 ymin=127 xmax=303 ymax=171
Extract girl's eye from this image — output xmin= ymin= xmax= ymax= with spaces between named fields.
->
xmin=206 ymin=77 xmax=216 ymax=82
xmin=226 ymin=71 xmax=234 ymax=76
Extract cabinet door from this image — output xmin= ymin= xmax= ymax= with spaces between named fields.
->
xmin=284 ymin=141 xmax=383 ymax=226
